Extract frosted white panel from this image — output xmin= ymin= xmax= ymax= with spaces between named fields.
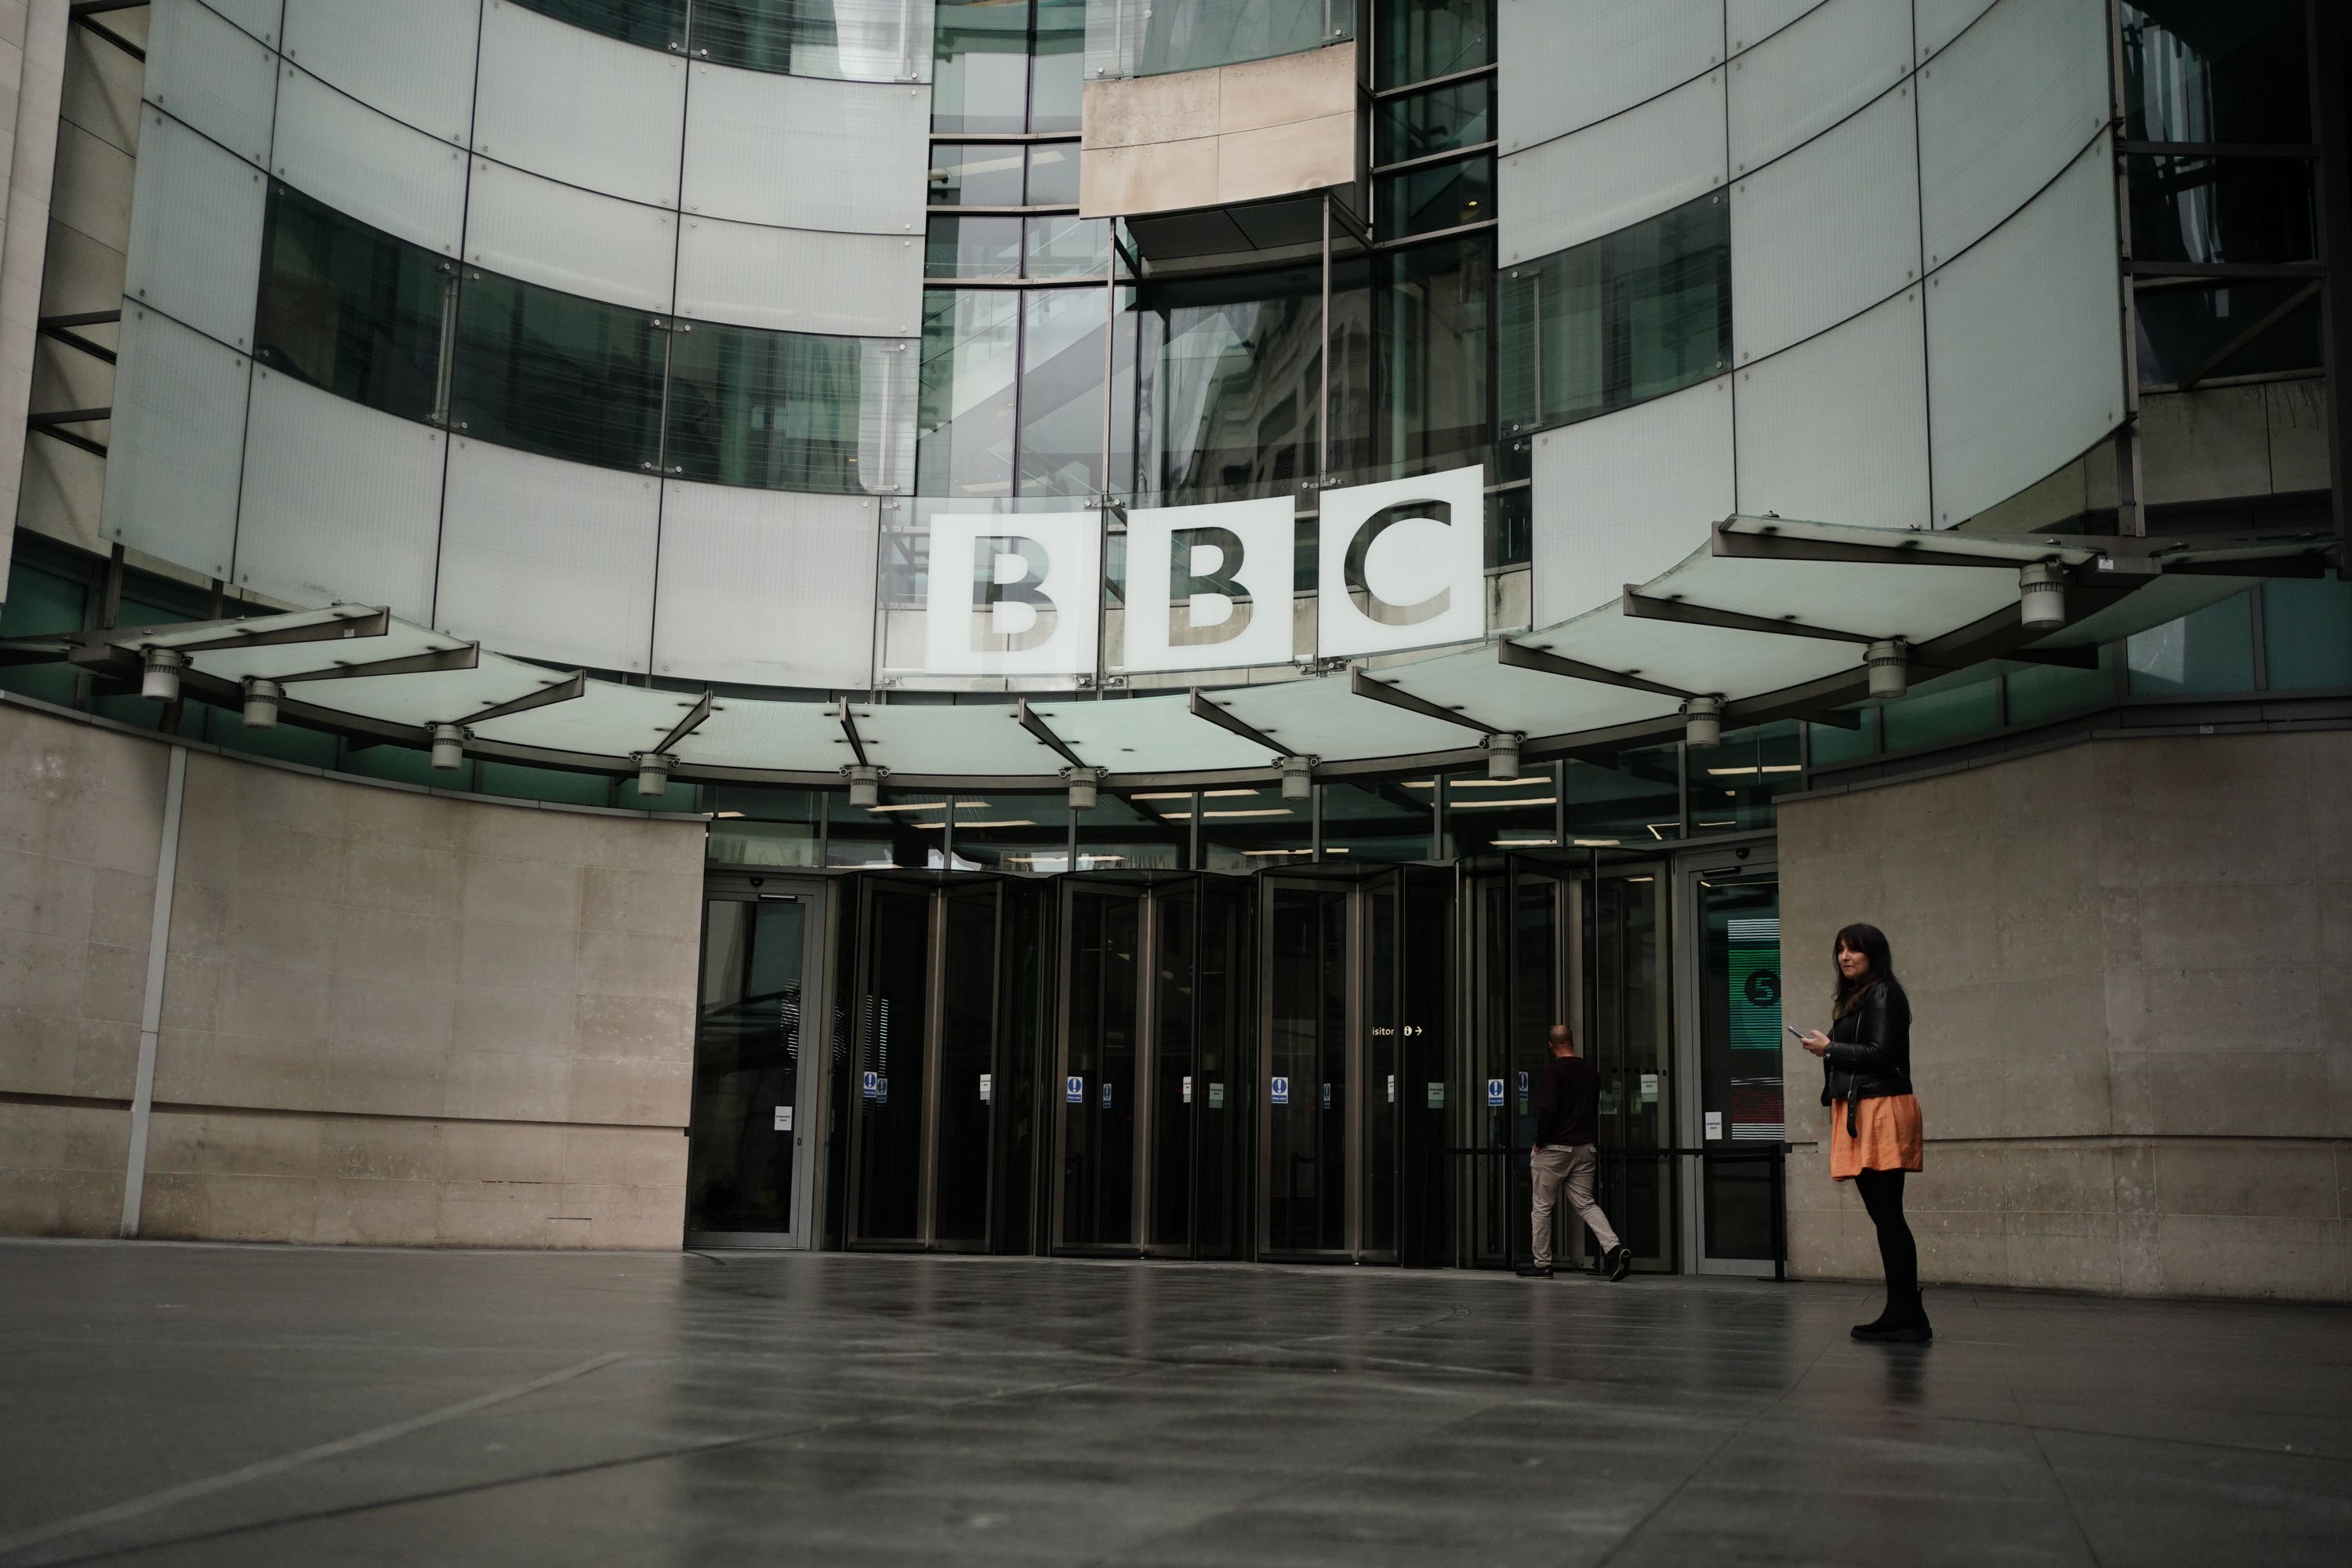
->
xmin=653 ymin=482 xmax=878 ymax=686
xmin=1728 ymin=0 xmax=1824 ymax=53
xmin=1728 ymin=0 xmax=1912 ymax=172
xmin=281 ymin=0 xmax=481 ymax=144
xmin=1498 ymin=0 xmax=1725 ymax=153
xmin=1736 ymin=289 xmax=1931 ymax=529
xmin=272 ymin=67 xmax=468 ymax=255
xmin=472 ymin=0 xmax=685 ymax=209
xmin=145 ymin=0 xmax=279 ymax=165
xmin=102 ymin=308 xmax=250 ymax=581
xmin=124 ymin=111 xmax=268 ymax=350
xmin=1732 ymin=87 xmax=1921 ymax=361
xmin=682 ymin=64 xmax=929 ymax=235
xmin=1917 ymin=0 xmax=2108 ymax=267
xmin=676 ymin=218 xmax=920 ymax=336
xmin=1501 ymin=72 xmax=1726 ymax=267
xmin=1926 ymin=137 xmax=2125 ymax=524
xmin=1530 ymin=377 xmax=1733 ymax=626
xmin=233 ymin=368 xmax=446 ymax=622
xmin=465 ymin=160 xmax=677 ymax=312
xmin=1915 ymin=0 xmax=2001 ymax=58
xmin=436 ymin=441 xmax=660 ymax=672
xmin=206 ymin=0 xmax=285 ymax=46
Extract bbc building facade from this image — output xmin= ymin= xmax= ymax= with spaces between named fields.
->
xmin=0 ymin=0 xmax=2345 ymax=1299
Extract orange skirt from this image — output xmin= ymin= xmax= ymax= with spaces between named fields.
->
xmin=1830 ymin=1094 xmax=1924 ymax=1180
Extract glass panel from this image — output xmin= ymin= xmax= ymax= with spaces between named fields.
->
xmin=1807 ymin=707 xmax=1877 ymax=768
xmin=664 ymin=319 xmax=871 ymax=492
xmin=1025 ymin=142 xmax=1083 ymax=205
xmin=1362 ymin=878 xmax=1398 ymax=1254
xmin=925 ymin=213 xmax=1025 ymax=279
xmin=933 ymin=0 xmax=1032 ymax=132
xmin=1880 ymin=667 xmax=2002 ymax=752
xmin=692 ymin=0 xmax=916 ymax=82
xmin=854 ymin=885 xmax=929 ymax=1240
xmin=1121 ymin=0 xmax=1352 ymax=78
xmin=934 ymin=885 xmax=997 ymax=1243
xmin=451 ymin=270 xmax=665 ymax=470
xmin=1077 ymin=792 xmax=1189 ymax=870
xmin=0 ymin=561 xmax=86 ymax=708
xmin=2263 ymin=579 xmax=2352 ymax=691
xmin=928 ymin=143 xmax=1029 ymax=206
xmin=2128 ymin=590 xmax=2258 ymax=696
xmin=2135 ymin=279 xmax=2324 ymax=387
xmin=1689 ymin=721 xmax=1801 ymax=834
xmin=1563 ymin=745 xmax=1682 ymax=845
xmin=1372 ymin=0 xmax=1490 ymax=89
xmin=1195 ymin=783 xmax=1312 ymax=868
xmin=829 ymin=789 xmax=948 ymax=868
xmin=1697 ymin=877 xmax=1781 ymax=1261
xmin=1062 ymin=888 xmax=1140 ymax=1246
xmin=1589 ymin=871 xmax=1669 ymax=1265
xmin=1019 ymin=285 xmax=1131 ymax=496
xmin=1265 ymin=884 xmax=1347 ymax=1253
xmin=996 ymin=882 xmax=1047 ymax=1251
xmin=1150 ymin=889 xmax=1197 ymax=1247
xmin=2128 ymin=153 xmax=2316 ymax=267
xmin=687 ymin=897 xmax=805 ymax=1233
xmin=706 ymin=786 xmax=826 ymax=868
xmin=255 ymin=185 xmax=445 ymax=423
xmin=511 ymin=0 xmax=684 ymax=52
xmin=1498 ymin=191 xmax=1731 ymax=436
xmin=1375 ymin=77 xmax=1494 ymax=165
xmin=1317 ymin=779 xmax=1432 ymax=862
xmin=1024 ymin=215 xmax=1109 ymax=278
xmin=1031 ymin=0 xmax=1086 ymax=131
xmin=1376 ymin=152 xmax=1493 ymax=241
xmin=917 ymin=289 xmax=1020 ymax=499
xmin=475 ymin=760 xmax=612 ymax=806
xmin=2005 ymin=648 xmax=2116 ymax=726
xmin=1378 ymin=235 xmax=1491 ymax=482
xmin=1192 ymin=881 xmax=1247 ymax=1258
xmin=1441 ymin=768 xmax=1557 ymax=854
xmin=205 ymin=706 xmax=341 ymax=769
xmin=2122 ymin=1 xmax=2310 ymax=145
xmin=951 ymin=791 xmax=1073 ymax=873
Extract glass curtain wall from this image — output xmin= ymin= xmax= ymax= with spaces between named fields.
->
xmin=512 ymin=0 xmax=931 ymax=81
xmin=1087 ymin=0 xmax=1356 ymax=80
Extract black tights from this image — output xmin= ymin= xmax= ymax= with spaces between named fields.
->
xmin=1853 ymin=1168 xmax=1918 ymax=1300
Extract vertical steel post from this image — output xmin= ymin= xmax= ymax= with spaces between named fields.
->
xmin=1319 ymin=193 xmax=1334 ymax=482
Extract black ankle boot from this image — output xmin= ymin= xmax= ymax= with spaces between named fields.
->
xmin=1853 ymin=1293 xmax=1931 ymax=1344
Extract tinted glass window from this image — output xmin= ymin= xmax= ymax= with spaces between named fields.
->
xmin=917 ymin=289 xmax=1020 ymax=497
xmin=1378 ymin=235 xmax=1490 ymax=481
xmin=666 ymin=320 xmax=871 ymax=492
xmin=1030 ymin=0 xmax=1086 ymax=130
xmin=254 ymin=185 xmax=445 ymax=422
xmin=510 ymin=0 xmax=683 ymax=50
xmin=934 ymin=0 xmax=1031 ymax=132
xmin=1377 ymin=152 xmax=1493 ymax=240
xmin=450 ymin=270 xmax=666 ymax=469
xmin=928 ymin=143 xmax=1028 ymax=206
xmin=1372 ymin=0 xmax=1490 ymax=88
xmin=1376 ymin=78 xmax=1494 ymax=165
xmin=692 ymin=0 xmax=920 ymax=80
xmin=926 ymin=214 xmax=1025 ymax=278
xmin=1025 ymin=142 xmax=1083 ymax=205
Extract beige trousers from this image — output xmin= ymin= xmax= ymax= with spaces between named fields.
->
xmin=1530 ymin=1143 xmax=1619 ymax=1266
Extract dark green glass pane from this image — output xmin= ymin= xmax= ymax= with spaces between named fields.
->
xmin=1376 ymin=78 xmax=1493 ymax=165
xmin=933 ymin=0 xmax=1031 ymax=132
xmin=1881 ymin=671 xmax=2000 ymax=752
xmin=451 ymin=270 xmax=664 ymax=469
xmin=2261 ymin=578 xmax=2352 ymax=691
xmin=1563 ymin=746 xmax=1681 ymax=844
xmin=1693 ymin=720 xmax=1800 ymax=833
xmin=666 ymin=318 xmax=869 ymax=492
xmin=1376 ymin=152 xmax=1491 ymax=240
xmin=508 ymin=0 xmax=682 ymax=49
xmin=344 ymin=743 xmax=458 ymax=787
xmin=692 ymin=0 xmax=916 ymax=80
xmin=477 ymin=760 xmax=614 ymax=806
xmin=255 ymin=185 xmax=445 ymax=422
xmin=0 ymin=561 xmax=86 ymax=707
xmin=2135 ymin=279 xmax=2321 ymax=386
xmin=2005 ymin=648 xmax=2114 ymax=726
xmin=1373 ymin=0 xmax=1490 ymax=88
xmin=1030 ymin=0 xmax=1085 ymax=131
xmin=1808 ymin=709 xmax=1876 ymax=768
xmin=208 ymin=707 xmax=340 ymax=767
xmin=2127 ymin=153 xmax=2315 ymax=267
xmin=2127 ymin=591 xmax=2256 ymax=695
xmin=925 ymin=213 xmax=1024 ymax=278
xmin=1380 ymin=235 xmax=1490 ymax=481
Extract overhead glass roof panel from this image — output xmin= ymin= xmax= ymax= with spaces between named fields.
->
xmin=1031 ymin=695 xmax=1276 ymax=774
xmin=853 ymin=702 xmax=1072 ymax=777
xmin=1214 ymin=676 xmax=1479 ymax=760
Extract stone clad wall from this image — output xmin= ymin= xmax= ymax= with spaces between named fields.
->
xmin=0 ymin=699 xmax=707 ymax=1248
xmin=1778 ymin=729 xmax=2351 ymax=1301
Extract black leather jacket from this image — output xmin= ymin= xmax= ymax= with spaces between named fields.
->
xmin=1819 ymin=979 xmax=1914 ymax=1135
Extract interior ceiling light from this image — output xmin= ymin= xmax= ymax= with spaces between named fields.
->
xmin=1444 ymin=797 xmax=1559 ymax=811
xmin=1203 ymin=808 xmax=1296 ymax=818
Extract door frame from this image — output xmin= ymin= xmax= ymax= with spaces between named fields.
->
xmin=685 ymin=873 xmax=833 ymax=1250
xmin=1671 ymin=840 xmax=1781 ymax=1278
xmin=1255 ymin=872 xmax=1364 ymax=1261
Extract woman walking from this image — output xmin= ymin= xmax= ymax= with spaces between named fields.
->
xmin=1798 ymin=924 xmax=1928 ymax=1344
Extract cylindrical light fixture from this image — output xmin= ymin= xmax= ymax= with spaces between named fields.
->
xmin=429 ymin=722 xmax=466 ymax=771
xmin=633 ymin=751 xmax=673 ymax=799
xmin=1682 ymin=695 xmax=1722 ymax=749
xmin=140 ymin=647 xmax=184 ymax=702
xmin=2019 ymin=561 xmax=2067 ymax=629
xmin=1065 ymin=766 xmax=1101 ymax=812
xmin=1864 ymin=639 xmax=1909 ymax=700
xmin=1279 ymin=754 xmax=1313 ymax=802
xmin=240 ymin=676 xmax=281 ymax=729
xmin=1486 ymin=731 xmax=1522 ymax=781
xmin=845 ymin=763 xmax=881 ymax=810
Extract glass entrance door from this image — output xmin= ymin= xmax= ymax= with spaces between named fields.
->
xmin=686 ymin=878 xmax=828 ymax=1247
xmin=1587 ymin=860 xmax=1674 ymax=1271
xmin=1261 ymin=878 xmax=1352 ymax=1257
xmin=1675 ymin=855 xmax=1784 ymax=1276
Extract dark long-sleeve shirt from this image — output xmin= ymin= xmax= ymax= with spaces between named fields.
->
xmin=1534 ymin=1053 xmax=1600 ymax=1148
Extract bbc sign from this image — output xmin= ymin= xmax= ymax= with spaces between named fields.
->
xmin=919 ymin=465 xmax=1487 ymax=678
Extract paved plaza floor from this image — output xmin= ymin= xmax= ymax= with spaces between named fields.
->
xmin=0 ymin=1240 xmax=2346 ymax=1566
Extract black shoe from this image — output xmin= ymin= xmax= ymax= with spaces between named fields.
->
xmin=1514 ymin=1263 xmax=1553 ymax=1278
xmin=1606 ymin=1245 xmax=1632 ymax=1281
xmin=1853 ymin=1294 xmax=1933 ymax=1344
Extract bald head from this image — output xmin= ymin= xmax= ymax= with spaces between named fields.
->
xmin=1547 ymin=1025 xmax=1577 ymax=1057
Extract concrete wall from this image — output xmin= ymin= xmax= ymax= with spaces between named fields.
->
xmin=1080 ymin=44 xmax=1357 ymax=217
xmin=1779 ymin=729 xmax=2351 ymax=1301
xmin=0 ymin=699 xmax=708 ymax=1248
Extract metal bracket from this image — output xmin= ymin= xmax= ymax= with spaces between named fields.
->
xmin=445 ymin=670 xmax=586 ymax=730
xmin=835 ymin=698 xmax=870 ymax=768
xmin=1187 ymin=689 xmax=1286 ymax=757
xmin=1497 ymin=637 xmax=1698 ymax=701
xmin=652 ymin=690 xmax=717 ymax=756
xmin=1016 ymin=699 xmax=1090 ymax=771
xmin=1621 ymin=586 xmax=1881 ymax=645
xmin=1346 ymin=666 xmax=1497 ymax=734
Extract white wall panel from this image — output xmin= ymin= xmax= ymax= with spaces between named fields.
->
xmin=1735 ymin=289 xmax=1931 ymax=529
xmin=281 ymin=0 xmax=481 ymax=144
xmin=1728 ymin=0 xmax=1912 ymax=173
xmin=682 ymin=65 xmax=927 ymax=235
xmin=205 ymin=0 xmax=285 ymax=47
xmin=436 ymin=441 xmax=659 ymax=672
xmin=1500 ymin=72 xmax=1726 ymax=267
xmin=465 ymin=160 xmax=677 ymax=312
xmin=1926 ymin=136 xmax=2125 ymax=524
xmin=145 ymin=0 xmax=279 ymax=166
xmin=233 ymin=368 xmax=446 ymax=622
xmin=1728 ymin=0 xmax=1824 ymax=53
xmin=272 ymin=67 xmax=468 ymax=254
xmin=1915 ymin=0 xmax=2000 ymax=58
xmin=1530 ymin=377 xmax=1733 ymax=627
xmin=653 ymin=482 xmax=878 ymax=686
xmin=676 ymin=217 xmax=919 ymax=337
xmin=124 ymin=110 xmax=267 ymax=350
xmin=1917 ymin=0 xmax=2108 ymax=268
xmin=1732 ymin=87 xmax=1920 ymax=361
xmin=1498 ymin=0 xmax=1724 ymax=153
xmin=472 ymin=0 xmax=685 ymax=209
xmin=101 ymin=307 xmax=250 ymax=581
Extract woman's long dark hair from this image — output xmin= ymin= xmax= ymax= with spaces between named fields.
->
xmin=1831 ymin=923 xmax=1898 ymax=1018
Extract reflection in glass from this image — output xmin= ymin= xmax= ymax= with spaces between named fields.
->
xmin=1151 ymin=890 xmax=1197 ymax=1247
xmin=510 ymin=0 xmax=682 ymax=51
xmin=1063 ymin=889 xmax=1140 ymax=1246
xmin=2122 ymin=1 xmax=2309 ymax=145
xmin=254 ymin=187 xmax=445 ymax=423
xmin=1698 ymin=877 xmax=1782 ymax=1261
xmin=1879 ymin=668 xmax=2000 ymax=752
xmin=1363 ymin=880 xmax=1397 ymax=1254
xmin=1563 ymin=746 xmax=1682 ymax=844
xmin=854 ymin=886 xmax=930 ymax=1240
xmin=1376 ymin=77 xmax=1494 ymax=165
xmin=1026 ymin=141 xmax=1083 ymax=205
xmin=692 ymin=0 xmax=920 ymax=81
xmin=1588 ymin=871 xmax=1668 ymax=1263
xmin=451 ymin=271 xmax=665 ymax=469
xmin=1498 ymin=192 xmax=1730 ymax=435
xmin=951 ymin=792 xmax=1073 ymax=874
xmin=705 ymin=786 xmax=825 ymax=867
xmin=1441 ymin=769 xmax=1557 ymax=855
xmin=1124 ymin=0 xmax=1352 ymax=78
xmin=925 ymin=214 xmax=1025 ymax=279
xmin=665 ymin=320 xmax=873 ymax=492
xmin=1196 ymin=784 xmax=1312 ymax=868
xmin=928 ymin=143 xmax=1029 ymax=206
xmin=2005 ymin=648 xmax=2115 ymax=726
xmin=1031 ymin=0 xmax=1086 ymax=131
xmin=1024 ymin=214 xmax=1110 ymax=278
xmin=2128 ymin=153 xmax=2315 ymax=267
xmin=1077 ymin=793 xmax=1189 ymax=870
xmin=2261 ymin=579 xmax=2352 ymax=691
xmin=1020 ymin=286 xmax=1134 ymax=496
xmin=1372 ymin=0 xmax=1490 ymax=88
xmin=2135 ymin=279 xmax=2321 ymax=387
xmin=1378 ymin=237 xmax=1490 ymax=483
xmin=1375 ymin=152 xmax=1493 ymax=240
xmin=1690 ymin=721 xmax=1800 ymax=833
xmin=1318 ymin=779 xmax=1432 ymax=861
xmin=2127 ymin=591 xmax=2257 ymax=696
xmin=918 ymin=289 xmax=1020 ymax=497
xmin=934 ymin=0 xmax=1033 ymax=132
xmin=686 ymin=897 xmax=805 ymax=1233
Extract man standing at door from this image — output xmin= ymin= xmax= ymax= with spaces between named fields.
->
xmin=1518 ymin=1025 xmax=1631 ymax=1280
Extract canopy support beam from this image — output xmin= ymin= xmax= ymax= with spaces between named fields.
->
xmin=1017 ymin=699 xmax=1089 ymax=771
xmin=835 ymin=699 xmax=871 ymax=768
xmin=652 ymin=691 xmax=716 ymax=756
xmin=1348 ymin=666 xmax=1501 ymax=735
xmin=1497 ymin=637 xmax=1697 ymax=700
xmin=448 ymin=671 xmax=586 ymax=731
xmin=1621 ymin=587 xmax=1880 ymax=645
xmin=1187 ymin=690 xmax=1287 ymax=757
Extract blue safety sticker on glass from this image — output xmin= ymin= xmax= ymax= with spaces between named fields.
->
xmin=1319 ymin=1083 xmax=1332 ymax=1110
xmin=1487 ymin=1077 xmax=1505 ymax=1107
xmin=875 ymin=1076 xmax=887 ymax=1105
xmin=1101 ymin=1082 xmax=1113 ymax=1108
xmin=1066 ymin=1075 xmax=1084 ymax=1104
xmin=862 ymin=1070 xmax=879 ymax=1100
xmin=1270 ymin=1076 xmax=1290 ymax=1105
xmin=1517 ymin=1070 xmax=1530 ymax=1098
